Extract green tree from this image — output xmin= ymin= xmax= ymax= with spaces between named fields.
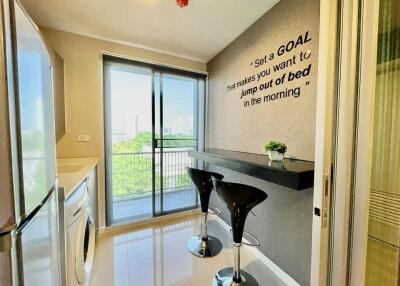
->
xmin=111 ymin=132 xmax=193 ymax=197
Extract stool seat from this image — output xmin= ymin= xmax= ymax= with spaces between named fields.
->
xmin=186 ymin=167 xmax=224 ymax=258
xmin=212 ymin=179 xmax=267 ymax=244
xmin=211 ymin=178 xmax=267 ymax=286
xmin=187 ymin=167 xmax=224 ymax=213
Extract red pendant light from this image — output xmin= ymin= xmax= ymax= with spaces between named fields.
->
xmin=176 ymin=0 xmax=189 ymax=7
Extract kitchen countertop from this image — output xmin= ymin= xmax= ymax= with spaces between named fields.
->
xmin=57 ymin=157 xmax=99 ymax=199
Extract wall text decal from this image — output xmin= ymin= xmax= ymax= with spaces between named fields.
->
xmin=226 ymin=31 xmax=314 ymax=108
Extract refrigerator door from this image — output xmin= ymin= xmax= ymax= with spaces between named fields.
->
xmin=1 ymin=0 xmax=18 ymax=285
xmin=15 ymin=187 xmax=61 ymax=286
xmin=12 ymin=0 xmax=56 ymax=216
xmin=0 ymin=0 xmax=16 ymax=232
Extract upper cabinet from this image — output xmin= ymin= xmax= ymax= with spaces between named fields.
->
xmin=40 ymin=30 xmax=66 ymax=143
xmin=53 ymin=50 xmax=65 ymax=142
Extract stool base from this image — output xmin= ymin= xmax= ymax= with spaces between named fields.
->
xmin=187 ymin=235 xmax=222 ymax=258
xmin=212 ymin=267 xmax=259 ymax=286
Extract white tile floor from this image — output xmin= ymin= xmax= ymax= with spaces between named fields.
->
xmin=90 ymin=215 xmax=287 ymax=286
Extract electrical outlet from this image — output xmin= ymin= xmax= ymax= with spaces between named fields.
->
xmin=77 ymin=134 xmax=90 ymax=142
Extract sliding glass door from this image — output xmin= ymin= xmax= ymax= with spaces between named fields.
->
xmin=153 ymin=72 xmax=204 ymax=215
xmin=104 ymin=57 xmax=205 ymax=225
xmin=104 ymin=62 xmax=153 ymax=223
xmin=326 ymin=0 xmax=400 ymax=284
xmin=353 ymin=0 xmax=400 ymax=284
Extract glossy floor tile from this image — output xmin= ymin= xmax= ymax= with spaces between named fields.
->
xmin=90 ymin=215 xmax=287 ymax=286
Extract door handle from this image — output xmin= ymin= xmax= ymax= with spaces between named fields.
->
xmin=313 ymin=173 xmax=330 ymax=229
xmin=322 ymin=174 xmax=330 ymax=228
xmin=153 ymin=138 xmax=161 ymax=148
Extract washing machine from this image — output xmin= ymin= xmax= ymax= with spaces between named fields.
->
xmin=65 ymin=180 xmax=96 ymax=286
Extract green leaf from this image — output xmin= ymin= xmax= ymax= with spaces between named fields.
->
xmin=264 ymin=140 xmax=287 ymax=154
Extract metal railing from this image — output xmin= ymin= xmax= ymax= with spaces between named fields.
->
xmin=111 ymin=150 xmax=194 ymax=201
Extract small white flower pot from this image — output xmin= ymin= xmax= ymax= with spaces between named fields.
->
xmin=268 ymin=151 xmax=284 ymax=161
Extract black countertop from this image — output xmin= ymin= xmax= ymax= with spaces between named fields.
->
xmin=188 ymin=148 xmax=314 ymax=190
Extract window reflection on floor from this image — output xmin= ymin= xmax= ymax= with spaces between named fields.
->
xmin=111 ymin=221 xmax=193 ymax=286
xmin=91 ymin=216 xmax=287 ymax=286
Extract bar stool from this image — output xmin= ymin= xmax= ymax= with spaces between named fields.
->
xmin=211 ymin=177 xmax=268 ymax=286
xmin=186 ymin=167 xmax=224 ymax=258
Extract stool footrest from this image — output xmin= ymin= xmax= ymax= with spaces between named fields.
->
xmin=208 ymin=206 xmax=221 ymax=215
xmin=229 ymin=229 xmax=261 ymax=247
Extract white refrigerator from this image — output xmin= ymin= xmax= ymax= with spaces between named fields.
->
xmin=0 ymin=0 xmax=62 ymax=285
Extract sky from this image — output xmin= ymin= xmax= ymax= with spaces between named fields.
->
xmin=110 ymin=66 xmax=197 ymax=141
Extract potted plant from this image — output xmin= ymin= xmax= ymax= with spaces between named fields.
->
xmin=264 ymin=141 xmax=287 ymax=161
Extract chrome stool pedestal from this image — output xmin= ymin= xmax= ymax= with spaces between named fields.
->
xmin=187 ymin=212 xmax=223 ymax=258
xmin=186 ymin=167 xmax=224 ymax=258
xmin=212 ymin=243 xmax=258 ymax=286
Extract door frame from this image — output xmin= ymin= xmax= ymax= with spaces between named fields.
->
xmin=103 ymin=54 xmax=206 ymax=226
xmin=311 ymin=0 xmax=381 ymax=285
xmin=310 ymin=0 xmax=340 ymax=284
xmin=347 ymin=0 xmax=380 ymax=285
xmin=325 ymin=0 xmax=363 ymax=284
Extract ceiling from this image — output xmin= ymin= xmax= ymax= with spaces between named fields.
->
xmin=20 ymin=0 xmax=279 ymax=62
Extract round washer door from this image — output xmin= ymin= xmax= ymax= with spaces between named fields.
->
xmin=75 ymin=207 xmax=95 ymax=284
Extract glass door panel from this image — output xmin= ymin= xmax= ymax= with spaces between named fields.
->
xmin=105 ymin=62 xmax=153 ymax=224
xmin=364 ymin=0 xmax=399 ymax=284
xmin=153 ymin=73 xmax=198 ymax=215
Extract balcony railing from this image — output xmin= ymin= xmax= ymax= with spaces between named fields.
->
xmin=112 ymin=150 xmax=195 ymax=197
xmin=111 ymin=150 xmax=197 ymax=220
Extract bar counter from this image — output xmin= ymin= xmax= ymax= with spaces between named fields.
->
xmin=188 ymin=148 xmax=314 ymax=190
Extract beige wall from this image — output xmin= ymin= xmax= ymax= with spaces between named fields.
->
xmin=42 ymin=28 xmax=206 ymax=228
xmin=207 ymin=0 xmax=319 ymax=161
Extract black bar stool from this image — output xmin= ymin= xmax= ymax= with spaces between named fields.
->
xmin=211 ymin=177 xmax=267 ymax=286
xmin=186 ymin=167 xmax=224 ymax=258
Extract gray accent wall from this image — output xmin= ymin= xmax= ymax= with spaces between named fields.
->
xmin=209 ymin=165 xmax=313 ymax=286
xmin=205 ymin=0 xmax=319 ymax=284
xmin=206 ymin=0 xmax=320 ymax=161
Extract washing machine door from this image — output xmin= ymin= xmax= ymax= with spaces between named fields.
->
xmin=75 ymin=207 xmax=95 ymax=285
